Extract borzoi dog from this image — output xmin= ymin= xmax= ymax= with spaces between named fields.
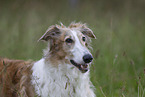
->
xmin=0 ymin=22 xmax=96 ymax=97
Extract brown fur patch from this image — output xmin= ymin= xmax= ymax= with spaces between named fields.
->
xmin=44 ymin=30 xmax=69 ymax=65
xmin=0 ymin=58 xmax=35 ymax=97
xmin=69 ymin=22 xmax=85 ymax=28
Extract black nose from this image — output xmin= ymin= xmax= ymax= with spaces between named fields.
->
xmin=83 ymin=54 xmax=93 ymax=63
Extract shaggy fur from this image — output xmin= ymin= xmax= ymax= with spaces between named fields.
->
xmin=0 ymin=22 xmax=96 ymax=97
xmin=0 ymin=58 xmax=35 ymax=97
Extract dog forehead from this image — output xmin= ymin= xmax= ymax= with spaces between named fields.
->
xmin=60 ymin=28 xmax=82 ymax=39
xmin=70 ymin=29 xmax=83 ymax=40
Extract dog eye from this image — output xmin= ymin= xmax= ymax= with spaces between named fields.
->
xmin=65 ymin=38 xmax=73 ymax=43
xmin=82 ymin=37 xmax=86 ymax=42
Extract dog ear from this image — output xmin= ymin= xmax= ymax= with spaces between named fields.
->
xmin=81 ymin=26 xmax=96 ymax=39
xmin=38 ymin=26 xmax=60 ymax=41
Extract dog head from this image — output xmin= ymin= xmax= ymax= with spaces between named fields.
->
xmin=39 ymin=22 xmax=96 ymax=73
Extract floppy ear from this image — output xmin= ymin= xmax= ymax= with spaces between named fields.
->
xmin=81 ymin=27 xmax=96 ymax=39
xmin=38 ymin=26 xmax=60 ymax=41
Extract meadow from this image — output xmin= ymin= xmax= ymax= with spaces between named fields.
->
xmin=0 ymin=0 xmax=145 ymax=97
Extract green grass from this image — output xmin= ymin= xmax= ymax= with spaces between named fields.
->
xmin=0 ymin=0 xmax=145 ymax=97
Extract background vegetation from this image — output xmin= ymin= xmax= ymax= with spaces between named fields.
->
xmin=0 ymin=0 xmax=145 ymax=96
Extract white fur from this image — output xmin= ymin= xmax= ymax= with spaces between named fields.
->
xmin=70 ymin=30 xmax=91 ymax=64
xmin=31 ymin=59 xmax=95 ymax=97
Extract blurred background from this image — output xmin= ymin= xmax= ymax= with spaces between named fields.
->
xmin=0 ymin=0 xmax=145 ymax=96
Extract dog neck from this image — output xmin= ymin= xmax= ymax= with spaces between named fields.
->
xmin=31 ymin=58 xmax=95 ymax=97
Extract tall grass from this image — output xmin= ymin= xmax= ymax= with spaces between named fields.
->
xmin=0 ymin=0 xmax=145 ymax=96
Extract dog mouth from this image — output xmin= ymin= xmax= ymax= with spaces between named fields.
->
xmin=70 ymin=60 xmax=89 ymax=73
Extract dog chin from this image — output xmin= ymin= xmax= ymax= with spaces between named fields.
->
xmin=70 ymin=60 xmax=89 ymax=73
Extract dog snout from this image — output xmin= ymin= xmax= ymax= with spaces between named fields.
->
xmin=83 ymin=54 xmax=93 ymax=63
